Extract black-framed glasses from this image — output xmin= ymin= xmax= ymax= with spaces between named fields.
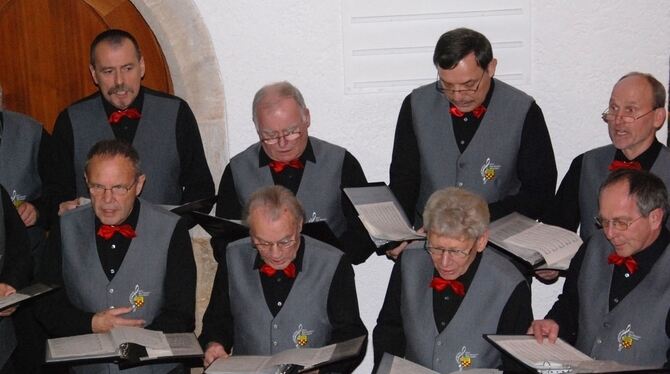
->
xmin=424 ymin=240 xmax=474 ymax=259
xmin=594 ymin=215 xmax=643 ymax=231
xmin=88 ymin=179 xmax=138 ymax=197
xmin=253 ymin=235 xmax=298 ymax=251
xmin=435 ymin=70 xmax=486 ymax=95
xmin=601 ymin=107 xmax=658 ymax=124
xmin=259 ymin=126 xmax=302 ymax=145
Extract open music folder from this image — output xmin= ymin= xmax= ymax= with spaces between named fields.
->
xmin=205 ymin=335 xmax=365 ymax=374
xmin=0 ymin=283 xmax=56 ymax=311
xmin=485 ymin=335 xmax=659 ymax=373
xmin=46 ymin=326 xmax=202 ymax=366
xmin=488 ymin=213 xmax=582 ymax=271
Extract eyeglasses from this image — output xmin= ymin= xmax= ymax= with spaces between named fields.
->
xmin=424 ymin=241 xmax=474 ymax=259
xmin=259 ymin=126 xmax=302 ymax=145
xmin=88 ymin=179 xmax=138 ymax=197
xmin=594 ymin=215 xmax=643 ymax=231
xmin=601 ymin=107 xmax=658 ymax=124
xmin=253 ymin=236 xmax=298 ymax=251
xmin=435 ymin=70 xmax=486 ymax=95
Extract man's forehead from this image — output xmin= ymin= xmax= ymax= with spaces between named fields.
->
xmin=611 ymin=76 xmax=653 ymax=105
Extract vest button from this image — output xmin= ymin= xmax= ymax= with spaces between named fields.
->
xmin=457 ymin=182 xmax=464 ymax=187
xmin=596 ymin=338 xmax=603 ymax=344
xmin=435 ymin=358 xmax=440 ymax=363
xmin=273 ymin=324 xmax=278 ymax=329
xmin=603 ymin=322 xmax=611 ymax=328
xmin=273 ymin=341 xmax=278 ymax=346
xmin=109 ymin=288 xmax=114 ymax=294
xmin=436 ymin=341 xmax=442 ymax=346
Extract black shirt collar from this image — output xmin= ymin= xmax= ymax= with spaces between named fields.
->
xmin=613 ymin=138 xmax=662 ymax=170
xmin=253 ymin=235 xmax=305 ymax=274
xmin=94 ymin=199 xmax=141 ymax=231
xmin=258 ymin=138 xmax=316 ymax=167
xmin=101 ymin=86 xmax=145 ymax=116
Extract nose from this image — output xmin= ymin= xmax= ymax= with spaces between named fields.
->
xmin=269 ymin=243 xmax=282 ymax=258
xmin=102 ymin=189 xmax=115 ymax=203
xmin=440 ymin=252 xmax=453 ymax=267
xmin=276 ymin=134 xmax=289 ymax=147
xmin=114 ymin=70 xmax=123 ymax=86
xmin=603 ymin=223 xmax=617 ymax=239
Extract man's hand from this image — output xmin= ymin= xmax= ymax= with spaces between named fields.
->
xmin=58 ymin=199 xmax=80 ymax=216
xmin=17 ymin=201 xmax=38 ymax=227
xmin=91 ymin=306 xmax=145 ymax=333
xmin=204 ymin=342 xmax=229 ymax=368
xmin=0 ymin=283 xmax=17 ymax=317
xmin=385 ymin=241 xmax=408 ymax=260
xmin=528 ymin=319 xmax=560 ymax=344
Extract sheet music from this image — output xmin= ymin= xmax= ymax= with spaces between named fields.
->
xmin=165 ymin=333 xmax=203 ymax=356
xmin=376 ymin=354 xmax=439 ymax=374
xmin=205 ymin=356 xmax=276 ymax=373
xmin=357 ymin=201 xmax=424 ymax=241
xmin=0 ymin=293 xmax=30 ymax=309
xmin=504 ymin=224 xmax=581 ymax=266
xmin=0 ymin=283 xmax=55 ymax=310
xmin=47 ymin=333 xmax=117 ymax=359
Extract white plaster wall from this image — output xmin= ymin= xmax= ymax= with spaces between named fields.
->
xmin=191 ymin=1 xmax=669 ymax=372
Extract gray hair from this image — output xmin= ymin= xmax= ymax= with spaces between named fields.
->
xmin=423 ymin=187 xmax=490 ymax=240
xmin=243 ymin=185 xmax=305 ymax=226
xmin=600 ymin=169 xmax=669 ymax=217
xmin=617 ymin=72 xmax=666 ymax=109
xmin=252 ymin=81 xmax=308 ymax=129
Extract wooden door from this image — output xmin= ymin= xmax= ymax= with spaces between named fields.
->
xmin=0 ymin=0 xmax=172 ymax=132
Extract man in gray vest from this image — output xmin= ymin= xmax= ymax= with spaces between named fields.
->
xmin=35 ymin=140 xmax=196 ymax=373
xmin=531 ymin=169 xmax=670 ymax=369
xmin=214 ymin=81 xmax=374 ymax=264
xmin=47 ymin=28 xmax=214 ymax=218
xmin=543 ymin=72 xmax=668 ymax=241
xmin=387 ymin=27 xmax=557 ymax=259
xmin=201 ymin=185 xmax=367 ymax=372
xmin=0 ymin=185 xmax=32 ymax=374
xmin=373 ymin=187 xmax=532 ymax=372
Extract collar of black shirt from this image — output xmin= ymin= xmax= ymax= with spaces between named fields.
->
xmin=94 ymin=199 xmax=141 ymax=232
xmin=253 ymin=235 xmax=305 ymax=274
xmin=258 ymin=137 xmax=316 ymax=168
xmin=628 ymin=226 xmax=670 ymax=274
xmin=101 ymin=86 xmax=145 ymax=116
xmin=432 ymin=251 xmax=483 ymax=291
xmin=613 ymin=138 xmax=662 ymax=170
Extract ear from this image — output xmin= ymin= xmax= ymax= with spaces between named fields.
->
xmin=653 ymin=107 xmax=667 ymax=131
xmin=475 ymin=229 xmax=489 ymax=253
xmin=135 ymin=174 xmax=146 ymax=196
xmin=486 ymin=58 xmax=497 ymax=78
xmin=303 ymin=108 xmax=311 ymax=129
xmin=139 ymin=56 xmax=146 ymax=80
xmin=89 ymin=64 xmax=99 ymax=86
xmin=297 ymin=218 xmax=304 ymax=232
xmin=648 ymin=207 xmax=664 ymax=230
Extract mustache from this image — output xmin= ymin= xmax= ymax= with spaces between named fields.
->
xmin=108 ymin=84 xmax=134 ymax=96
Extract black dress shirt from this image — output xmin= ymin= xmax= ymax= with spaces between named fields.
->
xmin=0 ymin=186 xmax=32 ymax=289
xmin=373 ymin=252 xmax=533 ymax=370
xmin=44 ymin=87 xmax=215 ymax=223
xmin=35 ymin=200 xmax=196 ymax=337
xmin=214 ymin=140 xmax=375 ymax=264
xmin=199 ymin=238 xmax=367 ymax=373
xmin=542 ymin=139 xmax=663 ymax=232
xmin=545 ymin=228 xmax=670 ymax=363
xmin=389 ymin=80 xmax=557 ymax=224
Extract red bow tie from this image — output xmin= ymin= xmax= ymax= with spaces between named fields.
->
xmin=608 ymin=160 xmax=642 ymax=172
xmin=259 ymin=263 xmax=297 ymax=278
xmin=608 ymin=252 xmax=638 ymax=274
xmin=268 ymin=159 xmax=304 ymax=173
xmin=430 ymin=276 xmax=465 ymax=296
xmin=449 ymin=105 xmax=487 ymax=119
xmin=108 ymin=108 xmax=142 ymax=124
xmin=97 ymin=224 xmax=137 ymax=240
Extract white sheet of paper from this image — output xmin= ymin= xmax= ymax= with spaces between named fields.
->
xmin=0 ymin=293 xmax=30 ymax=309
xmin=205 ymin=356 xmax=276 ymax=373
xmin=504 ymin=224 xmax=582 ymax=266
xmin=356 ymin=201 xmax=424 ymax=241
xmin=47 ymin=333 xmax=117 ymax=359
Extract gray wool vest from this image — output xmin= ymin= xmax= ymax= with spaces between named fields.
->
xmin=60 ymin=200 xmax=179 ymax=374
xmin=0 ymin=201 xmax=15 ymax=370
xmin=401 ymin=247 xmax=526 ymax=372
xmin=68 ymin=91 xmax=181 ymax=204
xmin=0 ymin=110 xmax=43 ymax=201
xmin=579 ymin=145 xmax=670 ymax=240
xmin=226 ymin=236 xmax=342 ymax=355
xmin=410 ymin=79 xmax=531 ymax=226
xmin=229 ymin=137 xmax=347 ymax=236
xmin=576 ymin=232 xmax=670 ymax=367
